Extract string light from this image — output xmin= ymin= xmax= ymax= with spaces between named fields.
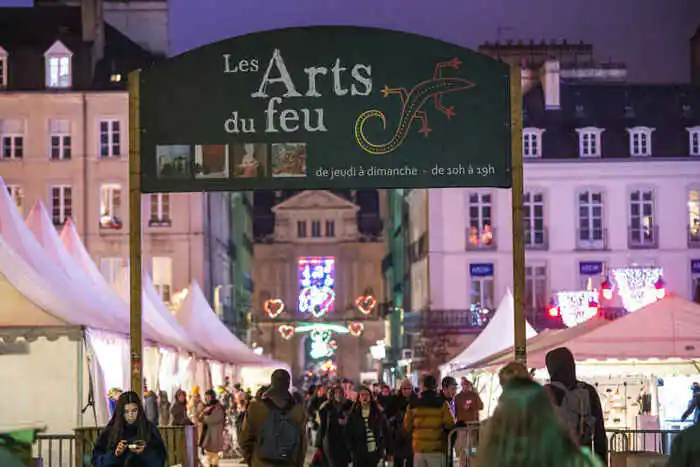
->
xmin=298 ymin=257 xmax=335 ymax=317
xmin=612 ymin=267 xmax=663 ymax=311
xmin=278 ymin=325 xmax=295 ymax=340
xmin=556 ymin=291 xmax=599 ymax=328
xmin=355 ymin=295 xmax=377 ymax=315
xmin=600 ymin=278 xmax=613 ymax=301
xmin=264 ymin=298 xmax=285 ymax=318
xmin=348 ymin=322 xmax=364 ymax=337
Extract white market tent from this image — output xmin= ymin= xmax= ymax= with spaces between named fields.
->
xmin=442 ymin=291 xmax=538 ymax=374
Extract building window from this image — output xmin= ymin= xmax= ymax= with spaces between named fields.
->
xmin=49 ymin=119 xmax=71 ymax=160
xmin=325 ymin=220 xmax=335 ymax=237
xmin=152 ymin=256 xmax=173 ymax=303
xmin=524 ymin=191 xmax=546 ymax=248
xmin=688 ymin=127 xmax=700 ymax=156
xmin=149 ymin=194 xmax=170 ymax=225
xmin=50 ymin=185 xmax=72 ymax=225
xmin=577 ymin=190 xmax=605 ymax=249
xmin=99 ymin=120 xmax=121 ymax=158
xmin=0 ymin=46 xmax=7 ymax=88
xmin=629 ymin=189 xmax=656 ymax=247
xmin=1 ymin=119 xmax=25 ymax=160
xmin=100 ymin=257 xmax=125 ymax=288
xmin=469 ymin=264 xmax=495 ymax=310
xmin=689 ymin=189 xmax=700 ymax=247
xmin=297 ymin=220 xmax=307 ymax=238
xmin=311 ymin=220 xmax=321 ymax=237
xmin=467 ymin=192 xmax=494 ymax=248
xmin=522 ymin=128 xmax=544 ymax=159
xmin=99 ymin=183 xmax=123 ymax=229
xmin=576 ymin=127 xmax=603 ymax=158
xmin=525 ymin=264 xmax=547 ymax=320
xmin=6 ymin=184 xmax=23 ymax=215
xmin=44 ymin=41 xmax=73 ymax=89
xmin=627 ymin=127 xmax=654 ymax=157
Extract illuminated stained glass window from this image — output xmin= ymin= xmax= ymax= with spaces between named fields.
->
xmin=298 ymin=257 xmax=336 ymax=317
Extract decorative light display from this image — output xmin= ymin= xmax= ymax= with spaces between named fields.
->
xmin=612 ymin=267 xmax=664 ymax=312
xmin=348 ymin=322 xmax=365 ymax=337
xmin=278 ymin=325 xmax=295 ymax=340
xmin=264 ymin=298 xmax=285 ymax=318
xmin=320 ymin=360 xmax=337 ymax=374
xmin=600 ymin=278 xmax=614 ymax=301
xmin=298 ymin=257 xmax=336 ymax=318
xmin=309 ymin=329 xmax=335 ymax=360
xmin=355 ymin=295 xmax=377 ymax=315
xmin=556 ymin=291 xmax=599 ymax=328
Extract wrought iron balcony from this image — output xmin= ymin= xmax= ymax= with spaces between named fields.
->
xmin=148 ymin=217 xmax=171 ymax=228
xmin=688 ymin=225 xmax=700 ymax=249
xmin=465 ymin=226 xmax=496 ymax=250
xmin=525 ymin=226 xmax=549 ymax=250
xmin=403 ymin=309 xmax=490 ymax=335
xmin=576 ymin=228 xmax=608 ymax=251
xmin=628 ymin=225 xmax=659 ymax=249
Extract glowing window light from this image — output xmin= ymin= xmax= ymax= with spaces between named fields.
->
xmin=298 ymin=257 xmax=335 ymax=317
xmin=556 ymin=291 xmax=599 ymax=327
xmin=612 ymin=267 xmax=663 ymax=311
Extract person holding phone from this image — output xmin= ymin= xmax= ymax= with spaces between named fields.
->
xmin=91 ymin=391 xmax=167 ymax=467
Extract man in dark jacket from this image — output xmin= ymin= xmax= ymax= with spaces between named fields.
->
xmin=668 ymin=423 xmax=700 ymax=467
xmin=404 ymin=375 xmax=455 ymax=467
xmin=545 ymin=347 xmax=607 ymax=464
xmin=681 ymin=383 xmax=700 ymax=424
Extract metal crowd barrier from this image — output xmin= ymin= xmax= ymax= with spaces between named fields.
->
xmin=444 ymin=425 xmax=681 ymax=466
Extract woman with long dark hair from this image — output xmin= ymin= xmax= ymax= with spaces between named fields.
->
xmin=346 ymin=386 xmax=390 ymax=467
xmin=317 ymin=385 xmax=352 ymax=467
xmin=91 ymin=391 xmax=167 ymax=467
xmin=473 ymin=378 xmax=602 ymax=467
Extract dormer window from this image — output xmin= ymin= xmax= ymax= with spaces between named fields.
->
xmin=522 ymin=128 xmax=544 ymax=159
xmin=0 ymin=46 xmax=7 ymax=88
xmin=688 ymin=127 xmax=700 ymax=156
xmin=576 ymin=127 xmax=604 ymax=158
xmin=627 ymin=127 xmax=654 ymax=157
xmin=44 ymin=41 xmax=72 ymax=89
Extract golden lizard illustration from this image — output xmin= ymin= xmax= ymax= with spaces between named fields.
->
xmin=354 ymin=58 xmax=475 ymax=155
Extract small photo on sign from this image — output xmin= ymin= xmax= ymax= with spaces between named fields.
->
xmin=271 ymin=143 xmax=307 ymax=178
xmin=156 ymin=145 xmax=191 ymax=179
xmin=194 ymin=144 xmax=229 ymax=179
xmin=232 ymin=143 xmax=268 ymax=179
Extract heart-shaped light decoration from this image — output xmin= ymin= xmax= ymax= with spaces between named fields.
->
xmin=264 ymin=299 xmax=285 ymax=319
xmin=278 ymin=325 xmax=295 ymax=340
xmin=348 ymin=322 xmax=364 ymax=337
xmin=355 ymin=295 xmax=377 ymax=315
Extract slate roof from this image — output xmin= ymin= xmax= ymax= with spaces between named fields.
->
xmin=0 ymin=6 xmax=158 ymax=91
xmin=523 ymin=82 xmax=700 ymax=159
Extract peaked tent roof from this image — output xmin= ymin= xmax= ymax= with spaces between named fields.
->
xmin=515 ymin=295 xmax=700 ymax=369
xmin=26 ymin=201 xmax=128 ymax=333
xmin=443 ymin=291 xmax=538 ymax=372
xmin=0 ymin=177 xmax=110 ymax=329
xmin=176 ymin=281 xmax=281 ymax=367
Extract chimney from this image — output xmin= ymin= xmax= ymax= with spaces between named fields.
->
xmin=540 ymin=60 xmax=560 ymax=109
xmin=81 ymin=0 xmax=105 ymax=68
xmin=692 ymin=27 xmax=700 ymax=85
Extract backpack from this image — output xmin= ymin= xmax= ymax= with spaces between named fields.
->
xmin=257 ymin=399 xmax=302 ymax=464
xmin=550 ymin=381 xmax=596 ymax=446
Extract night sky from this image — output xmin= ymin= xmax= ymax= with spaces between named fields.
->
xmin=0 ymin=0 xmax=697 ymax=82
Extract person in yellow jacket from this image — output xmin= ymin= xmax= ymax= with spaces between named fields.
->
xmin=404 ymin=374 xmax=455 ymax=467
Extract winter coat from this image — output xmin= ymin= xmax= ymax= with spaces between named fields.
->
xmin=454 ymin=390 xmax=483 ymax=423
xmin=239 ymin=388 xmax=307 ymax=467
xmin=404 ymin=390 xmax=455 ymax=453
xmin=668 ymin=423 xmax=700 ymax=467
xmin=143 ymin=392 xmax=159 ymax=426
xmin=170 ymin=401 xmax=192 ymax=426
xmin=91 ymin=421 xmax=166 ymax=467
xmin=389 ymin=395 xmax=414 ymax=459
xmin=199 ymin=402 xmax=226 ymax=452
xmin=158 ymin=392 xmax=171 ymax=426
xmin=345 ymin=405 xmax=389 ymax=461
xmin=317 ymin=400 xmax=352 ymax=467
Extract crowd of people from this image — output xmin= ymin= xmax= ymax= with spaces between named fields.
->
xmin=91 ymin=346 xmax=700 ymax=467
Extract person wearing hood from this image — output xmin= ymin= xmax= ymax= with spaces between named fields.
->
xmin=545 ymin=347 xmax=607 ymax=463
xmin=199 ymin=389 xmax=227 ymax=467
xmin=404 ymin=374 xmax=455 ymax=467
xmin=240 ymin=369 xmax=307 ymax=467
xmin=170 ymin=389 xmax=193 ymax=426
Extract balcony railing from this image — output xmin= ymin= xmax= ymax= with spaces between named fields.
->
xmin=466 ymin=226 xmax=497 ymax=250
xmin=689 ymin=225 xmax=700 ymax=248
xmin=576 ymin=228 xmax=607 ymax=250
xmin=525 ymin=226 xmax=549 ymax=250
xmin=148 ymin=217 xmax=171 ymax=227
xmin=404 ymin=309 xmax=491 ymax=334
xmin=628 ymin=225 xmax=659 ymax=249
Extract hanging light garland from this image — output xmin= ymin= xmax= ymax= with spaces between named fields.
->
xmin=355 ymin=295 xmax=377 ymax=315
xmin=264 ymin=298 xmax=285 ymax=319
xmin=348 ymin=322 xmax=365 ymax=337
xmin=556 ymin=291 xmax=599 ymax=328
xmin=611 ymin=267 xmax=664 ymax=312
xmin=278 ymin=324 xmax=295 ymax=340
